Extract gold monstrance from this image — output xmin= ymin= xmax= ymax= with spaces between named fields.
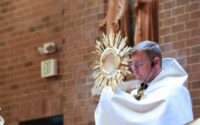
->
xmin=92 ymin=32 xmax=132 ymax=92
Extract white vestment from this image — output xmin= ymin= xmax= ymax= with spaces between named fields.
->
xmin=0 ymin=115 xmax=4 ymax=125
xmin=95 ymin=58 xmax=193 ymax=125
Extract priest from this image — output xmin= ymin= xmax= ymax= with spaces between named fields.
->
xmin=95 ymin=41 xmax=193 ymax=125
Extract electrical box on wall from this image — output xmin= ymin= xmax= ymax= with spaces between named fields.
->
xmin=41 ymin=59 xmax=58 ymax=78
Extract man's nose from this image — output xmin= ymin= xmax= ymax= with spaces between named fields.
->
xmin=131 ymin=66 xmax=138 ymax=73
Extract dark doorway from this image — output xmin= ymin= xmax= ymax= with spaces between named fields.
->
xmin=20 ymin=115 xmax=63 ymax=125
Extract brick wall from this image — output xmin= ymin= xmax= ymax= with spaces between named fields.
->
xmin=0 ymin=0 xmax=103 ymax=125
xmin=0 ymin=0 xmax=200 ymax=125
xmin=159 ymin=0 xmax=200 ymax=117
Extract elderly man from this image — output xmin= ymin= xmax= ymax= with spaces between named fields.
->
xmin=95 ymin=41 xmax=193 ymax=125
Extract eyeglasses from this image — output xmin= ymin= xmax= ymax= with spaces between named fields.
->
xmin=129 ymin=62 xmax=144 ymax=69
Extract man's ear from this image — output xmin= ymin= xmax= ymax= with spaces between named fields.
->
xmin=152 ymin=57 xmax=160 ymax=67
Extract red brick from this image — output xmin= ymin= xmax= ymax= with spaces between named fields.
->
xmin=187 ymin=55 xmax=200 ymax=64
xmin=160 ymin=43 xmax=173 ymax=52
xmin=160 ymin=27 xmax=171 ymax=36
xmin=189 ymin=71 xmax=200 ymax=82
xmin=177 ymin=57 xmax=187 ymax=65
xmin=193 ymin=106 xmax=200 ymax=118
xmin=193 ymin=98 xmax=200 ymax=106
xmin=190 ymin=89 xmax=200 ymax=98
xmin=176 ymin=31 xmax=190 ymax=41
xmin=186 ymin=20 xmax=199 ymax=29
xmin=177 ymin=0 xmax=189 ymax=6
xmin=191 ymin=28 xmax=200 ymax=37
xmin=172 ymin=6 xmax=185 ymax=16
xmin=160 ymin=10 xmax=171 ymax=20
xmin=86 ymin=0 xmax=97 ymax=8
xmin=159 ymin=3 xmax=164 ymax=11
xmin=190 ymin=64 xmax=200 ymax=73
xmin=173 ymin=40 xmax=186 ymax=50
xmin=163 ymin=34 xmax=177 ymax=43
xmin=172 ymin=23 xmax=185 ymax=32
xmin=176 ymin=48 xmax=190 ymax=58
xmin=186 ymin=37 xmax=200 ymax=47
xmin=163 ymin=1 xmax=176 ymax=10
xmin=190 ymin=10 xmax=200 ymax=19
xmin=186 ymin=3 xmax=200 ymax=12
xmin=163 ymin=51 xmax=176 ymax=58
xmin=162 ymin=17 xmax=176 ymax=27
xmin=191 ymin=45 xmax=200 ymax=55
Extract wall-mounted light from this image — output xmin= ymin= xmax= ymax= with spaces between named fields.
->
xmin=38 ymin=42 xmax=56 ymax=55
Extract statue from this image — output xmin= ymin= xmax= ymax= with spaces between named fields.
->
xmin=99 ymin=0 xmax=130 ymax=44
xmin=134 ymin=0 xmax=159 ymax=44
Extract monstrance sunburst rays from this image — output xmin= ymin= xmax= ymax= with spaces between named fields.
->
xmin=92 ymin=31 xmax=132 ymax=92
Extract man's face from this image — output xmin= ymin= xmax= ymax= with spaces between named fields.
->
xmin=131 ymin=52 xmax=152 ymax=82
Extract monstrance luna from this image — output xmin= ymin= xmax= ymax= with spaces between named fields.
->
xmin=92 ymin=31 xmax=132 ymax=91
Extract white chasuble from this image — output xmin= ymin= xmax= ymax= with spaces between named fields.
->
xmin=95 ymin=58 xmax=193 ymax=125
xmin=0 ymin=115 xmax=4 ymax=125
